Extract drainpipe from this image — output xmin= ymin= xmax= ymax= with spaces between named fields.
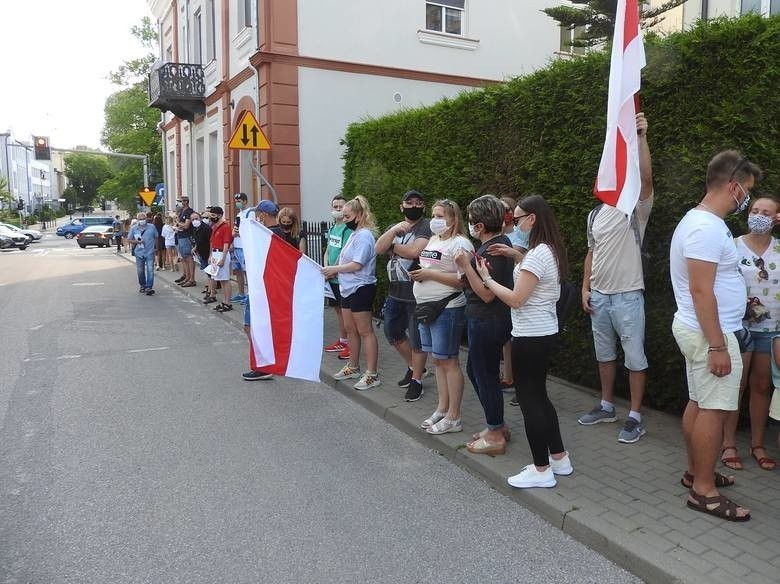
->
xmin=701 ymin=0 xmax=709 ymax=20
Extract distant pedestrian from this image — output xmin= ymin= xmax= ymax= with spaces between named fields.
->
xmin=191 ymin=212 xmax=211 ymax=271
xmin=278 ymin=207 xmax=307 ymax=253
xmin=411 ymin=199 xmax=472 ymax=434
xmin=161 ymin=215 xmax=177 ymax=270
xmin=323 ymin=196 xmax=380 ymax=390
xmin=323 ymin=195 xmax=353 ymax=359
xmin=127 ymin=212 xmax=159 ymax=296
xmin=175 ymin=196 xmax=196 ymax=288
xmin=476 ymin=195 xmax=572 ymax=488
xmin=670 ymin=149 xmax=760 ymax=522
xmin=112 ymin=215 xmax=123 ymax=253
xmin=204 ymin=207 xmax=233 ymax=312
xmin=153 ymin=213 xmax=165 ymax=270
xmin=230 ymin=193 xmax=248 ymax=305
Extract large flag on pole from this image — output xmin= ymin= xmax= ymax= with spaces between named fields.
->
xmin=593 ymin=0 xmax=645 ymax=216
xmin=240 ymin=218 xmax=324 ymax=382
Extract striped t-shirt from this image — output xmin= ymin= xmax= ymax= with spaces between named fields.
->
xmin=511 ymin=243 xmax=560 ymax=337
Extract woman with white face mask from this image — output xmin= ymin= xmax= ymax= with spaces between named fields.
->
xmin=720 ymin=196 xmax=780 ymax=472
xmin=410 ymin=199 xmax=474 ymax=435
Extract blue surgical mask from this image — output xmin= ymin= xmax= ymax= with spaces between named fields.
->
xmin=513 ymin=217 xmax=530 ymax=249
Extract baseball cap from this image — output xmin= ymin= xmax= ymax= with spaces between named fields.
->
xmin=210 ymin=206 xmax=224 ymax=216
xmin=402 ymin=189 xmax=424 ymax=202
xmin=256 ymin=200 xmax=279 ymax=215
xmin=234 ymin=192 xmax=247 ymax=200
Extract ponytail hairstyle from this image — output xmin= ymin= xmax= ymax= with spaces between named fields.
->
xmin=344 ymin=195 xmax=377 ymax=234
xmin=518 ymin=194 xmax=568 ymax=282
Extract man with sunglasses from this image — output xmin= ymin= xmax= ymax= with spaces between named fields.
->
xmin=375 ymin=189 xmax=432 ymax=401
xmin=669 ymin=150 xmax=761 ymax=522
xmin=579 ymin=113 xmax=653 ymax=444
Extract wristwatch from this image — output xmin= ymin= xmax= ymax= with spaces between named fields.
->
xmin=483 ymin=277 xmax=494 ymax=288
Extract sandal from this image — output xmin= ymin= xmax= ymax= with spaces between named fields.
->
xmin=721 ymin=446 xmax=743 ymax=471
xmin=466 ymin=436 xmax=507 ymax=455
xmin=420 ymin=411 xmax=446 ymax=430
xmin=180 ymin=281 xmax=196 ymax=287
xmin=680 ymin=471 xmax=734 ymax=489
xmin=750 ymin=445 xmax=776 ymax=471
xmin=472 ymin=427 xmax=511 ymax=442
xmin=202 ymin=296 xmax=217 ymax=304
xmin=686 ymin=488 xmax=750 ymax=522
xmin=214 ymin=303 xmax=233 ymax=312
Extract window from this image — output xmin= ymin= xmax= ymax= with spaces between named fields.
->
xmin=194 ymin=10 xmax=203 ymax=64
xmin=559 ymin=25 xmax=586 ymax=55
xmin=771 ymin=0 xmax=780 ymax=13
xmin=238 ymin=0 xmax=254 ymax=29
xmin=425 ymin=1 xmax=464 ymax=35
xmin=741 ymin=0 xmax=763 ymax=13
xmin=741 ymin=0 xmax=779 ymax=14
xmin=206 ymin=0 xmax=217 ymax=62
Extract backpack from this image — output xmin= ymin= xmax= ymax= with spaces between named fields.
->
xmin=556 ymin=279 xmax=578 ymax=332
xmin=587 ymin=203 xmax=651 ymax=280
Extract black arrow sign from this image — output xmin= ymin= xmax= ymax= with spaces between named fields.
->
xmin=241 ymin=125 xmax=249 ymax=146
xmin=250 ymin=126 xmax=259 ymax=147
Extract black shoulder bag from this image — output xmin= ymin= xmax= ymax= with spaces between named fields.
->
xmin=414 ymin=292 xmax=462 ymax=325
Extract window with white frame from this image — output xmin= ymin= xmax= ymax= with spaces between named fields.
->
xmin=741 ymin=0 xmax=779 ymax=14
xmin=206 ymin=0 xmax=217 ymax=62
xmin=559 ymin=25 xmax=586 ymax=55
xmin=425 ymin=0 xmax=464 ymax=35
xmin=194 ymin=9 xmax=203 ymax=64
xmin=238 ymin=0 xmax=254 ymax=29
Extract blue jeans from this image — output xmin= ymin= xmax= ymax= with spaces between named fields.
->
xmin=135 ymin=254 xmax=155 ymax=290
xmin=466 ymin=315 xmax=511 ymax=429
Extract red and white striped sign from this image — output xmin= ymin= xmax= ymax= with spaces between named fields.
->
xmin=593 ymin=0 xmax=645 ymax=216
xmin=240 ymin=218 xmax=324 ymax=382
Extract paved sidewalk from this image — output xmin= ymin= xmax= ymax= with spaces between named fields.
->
xmin=132 ymin=262 xmax=780 ymax=584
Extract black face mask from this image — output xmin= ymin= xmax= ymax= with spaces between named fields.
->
xmin=402 ymin=207 xmax=424 ymax=221
xmin=345 ymin=219 xmax=358 ymax=231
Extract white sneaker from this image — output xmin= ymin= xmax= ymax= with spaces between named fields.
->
xmin=333 ymin=365 xmax=361 ymax=380
xmin=354 ymin=372 xmax=381 ymax=390
xmin=548 ymin=452 xmax=574 ymax=476
xmin=507 ymin=464 xmax=557 ymax=489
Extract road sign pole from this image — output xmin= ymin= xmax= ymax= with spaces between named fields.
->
xmin=249 ymin=160 xmax=279 ymax=205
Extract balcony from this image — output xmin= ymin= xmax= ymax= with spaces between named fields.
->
xmin=148 ymin=63 xmax=206 ymax=122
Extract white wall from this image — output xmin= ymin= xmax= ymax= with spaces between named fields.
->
xmin=297 ymin=0 xmax=561 ymax=81
xmin=298 ymin=66 xmax=478 ymax=222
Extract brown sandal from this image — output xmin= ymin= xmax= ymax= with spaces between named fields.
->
xmin=680 ymin=471 xmax=734 ymax=489
xmin=750 ymin=445 xmax=776 ymax=471
xmin=687 ymin=488 xmax=750 ymax=522
xmin=720 ymin=446 xmax=743 ymax=470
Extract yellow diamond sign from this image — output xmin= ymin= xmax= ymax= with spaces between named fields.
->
xmin=228 ymin=111 xmax=271 ymax=150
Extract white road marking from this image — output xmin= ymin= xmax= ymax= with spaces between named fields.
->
xmin=56 ymin=355 xmax=82 ymax=360
xmin=127 ymin=346 xmax=169 ymax=353
xmin=72 ymin=282 xmax=105 ymax=286
xmin=23 ymin=357 xmax=47 ymax=363
xmin=29 ymin=324 xmax=43 ymax=330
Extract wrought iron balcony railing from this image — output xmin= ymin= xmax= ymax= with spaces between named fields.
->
xmin=148 ymin=62 xmax=206 ymax=122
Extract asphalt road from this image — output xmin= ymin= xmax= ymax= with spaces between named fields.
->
xmin=0 ymin=233 xmax=641 ymax=584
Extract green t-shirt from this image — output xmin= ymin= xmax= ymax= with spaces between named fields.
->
xmin=326 ymin=222 xmax=353 ymax=283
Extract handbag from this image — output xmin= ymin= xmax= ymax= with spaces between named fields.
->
xmin=414 ymin=292 xmax=462 ymax=325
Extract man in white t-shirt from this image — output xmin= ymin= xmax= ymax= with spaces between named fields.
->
xmin=578 ymin=113 xmax=653 ymax=444
xmin=670 ymin=150 xmax=761 ymax=522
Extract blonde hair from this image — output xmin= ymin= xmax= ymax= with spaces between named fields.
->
xmin=278 ymin=207 xmax=301 ymax=239
xmin=344 ymin=195 xmax=377 ymax=234
xmin=432 ymin=199 xmax=466 ymax=239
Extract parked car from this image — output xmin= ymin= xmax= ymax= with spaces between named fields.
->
xmin=3 ymin=223 xmax=42 ymax=241
xmin=76 ymin=225 xmax=115 ymax=248
xmin=0 ymin=225 xmax=28 ymax=250
xmin=0 ymin=222 xmax=41 ymax=242
xmin=0 ymin=233 xmax=15 ymax=250
xmin=56 ymin=216 xmax=114 ymax=239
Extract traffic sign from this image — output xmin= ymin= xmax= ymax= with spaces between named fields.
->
xmin=228 ymin=111 xmax=271 ymax=150
xmin=138 ymin=187 xmax=155 ymax=206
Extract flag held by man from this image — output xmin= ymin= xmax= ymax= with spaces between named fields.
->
xmin=240 ymin=218 xmax=324 ymax=382
xmin=594 ymin=0 xmax=646 ymax=217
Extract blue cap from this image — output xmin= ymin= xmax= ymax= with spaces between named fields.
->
xmin=256 ymin=200 xmax=278 ymax=215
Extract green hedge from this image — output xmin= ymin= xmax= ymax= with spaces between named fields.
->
xmin=341 ymin=15 xmax=780 ymax=413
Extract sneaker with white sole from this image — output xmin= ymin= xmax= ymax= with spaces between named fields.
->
xmin=421 ymin=411 xmax=446 ymax=429
xmin=507 ymin=464 xmax=557 ymax=488
xmin=333 ymin=365 xmax=361 ymax=380
xmin=618 ymin=418 xmax=646 ymax=444
xmin=426 ymin=417 xmax=462 ymax=435
xmin=354 ymin=373 xmax=381 ymax=390
xmin=578 ymin=405 xmax=617 ymax=425
xmin=548 ymin=452 xmax=574 ymax=476
xmin=404 ymin=380 xmax=423 ymax=402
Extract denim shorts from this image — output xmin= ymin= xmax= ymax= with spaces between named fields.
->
xmin=590 ymin=290 xmax=648 ymax=371
xmin=231 ymin=247 xmax=246 ymax=271
xmin=747 ymin=330 xmax=777 ymax=354
xmin=418 ymin=305 xmax=465 ymax=360
xmin=177 ymin=237 xmax=193 ymax=257
xmin=382 ymin=296 xmax=422 ymax=351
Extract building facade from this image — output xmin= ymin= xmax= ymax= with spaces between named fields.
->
xmin=147 ymin=0 xmax=566 ymax=222
xmin=0 ymin=133 xmax=57 ymax=214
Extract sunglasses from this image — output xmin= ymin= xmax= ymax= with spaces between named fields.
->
xmin=512 ymin=213 xmax=530 ymax=226
xmin=755 ymin=257 xmax=769 ymax=281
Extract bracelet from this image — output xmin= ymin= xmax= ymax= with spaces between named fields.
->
xmin=707 ymin=345 xmax=726 ymax=353
xmin=483 ymin=277 xmax=494 ymax=288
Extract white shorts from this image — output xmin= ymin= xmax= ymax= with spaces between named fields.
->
xmin=208 ymin=251 xmax=231 ymax=281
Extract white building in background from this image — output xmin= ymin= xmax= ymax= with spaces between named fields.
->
xmin=147 ymin=0 xmax=566 ymax=223
xmin=0 ymin=133 xmax=56 ymax=214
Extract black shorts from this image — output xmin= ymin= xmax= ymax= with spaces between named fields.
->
xmin=327 ymin=282 xmax=342 ymax=307
xmin=340 ymin=284 xmax=376 ymax=313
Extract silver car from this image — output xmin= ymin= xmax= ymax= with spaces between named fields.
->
xmin=0 ymin=222 xmax=42 ymax=242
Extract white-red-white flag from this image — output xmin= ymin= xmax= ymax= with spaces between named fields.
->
xmin=240 ymin=218 xmax=324 ymax=382
xmin=594 ymin=0 xmax=645 ymax=216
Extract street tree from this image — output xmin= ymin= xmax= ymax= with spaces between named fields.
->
xmin=101 ymin=17 xmax=162 ymax=213
xmin=544 ymin=0 xmax=688 ymax=49
xmin=63 ymin=153 xmax=113 ymax=209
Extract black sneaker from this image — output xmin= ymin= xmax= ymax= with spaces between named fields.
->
xmin=404 ymin=379 xmax=423 ymax=402
xmin=145 ymin=289 xmax=155 ymax=296
xmin=139 ymin=287 xmax=146 ymax=293
xmin=242 ymin=370 xmax=273 ymax=381
xmin=398 ymin=368 xmax=413 ymax=388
